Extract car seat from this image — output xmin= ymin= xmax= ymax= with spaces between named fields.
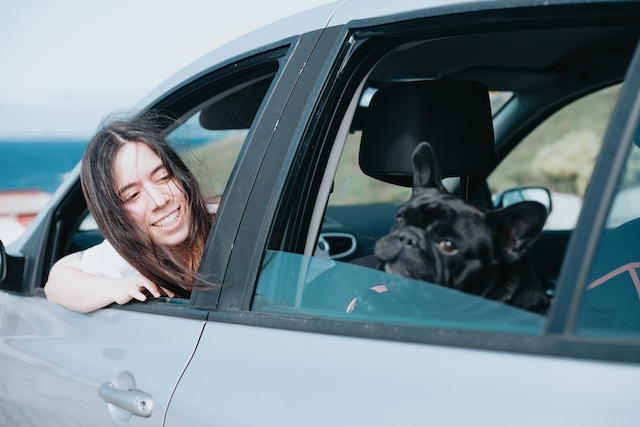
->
xmin=350 ymin=79 xmax=495 ymax=270
xmin=359 ymin=79 xmax=495 ymax=207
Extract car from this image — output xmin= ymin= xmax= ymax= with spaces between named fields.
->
xmin=2 ymin=0 xmax=640 ymax=425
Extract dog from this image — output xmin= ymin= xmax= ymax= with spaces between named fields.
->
xmin=368 ymin=141 xmax=550 ymax=315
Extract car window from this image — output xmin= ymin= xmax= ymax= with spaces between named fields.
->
xmin=254 ymin=78 xmax=549 ymax=334
xmin=488 ymin=84 xmax=621 ymax=230
xmin=577 ymin=120 xmax=640 ymax=338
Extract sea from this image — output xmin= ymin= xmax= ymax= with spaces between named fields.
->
xmin=0 ymin=140 xmax=89 ymax=193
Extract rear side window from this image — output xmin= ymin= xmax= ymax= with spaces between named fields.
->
xmin=577 ymin=120 xmax=640 ymax=338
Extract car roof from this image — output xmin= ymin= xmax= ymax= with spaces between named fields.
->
xmin=138 ymin=0 xmax=634 ymax=110
xmin=136 ymin=2 xmax=340 ymax=110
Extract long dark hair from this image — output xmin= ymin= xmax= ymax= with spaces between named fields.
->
xmin=81 ymin=112 xmax=212 ymax=297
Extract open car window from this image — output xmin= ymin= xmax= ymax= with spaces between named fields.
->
xmin=253 ymin=77 xmax=549 ymax=334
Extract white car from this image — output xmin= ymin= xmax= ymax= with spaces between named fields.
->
xmin=2 ymin=0 xmax=640 ymax=425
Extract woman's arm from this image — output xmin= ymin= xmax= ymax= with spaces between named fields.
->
xmin=44 ymin=251 xmax=172 ymax=313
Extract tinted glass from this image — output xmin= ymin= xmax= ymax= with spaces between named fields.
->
xmin=255 ymin=251 xmax=545 ymax=334
xmin=577 ymin=121 xmax=640 ymax=338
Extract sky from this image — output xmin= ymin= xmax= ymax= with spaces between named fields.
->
xmin=0 ymin=0 xmax=333 ymax=140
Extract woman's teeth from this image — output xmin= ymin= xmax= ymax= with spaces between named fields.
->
xmin=154 ymin=209 xmax=179 ymax=227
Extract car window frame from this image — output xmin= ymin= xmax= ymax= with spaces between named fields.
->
xmin=193 ymin=28 xmax=335 ymax=309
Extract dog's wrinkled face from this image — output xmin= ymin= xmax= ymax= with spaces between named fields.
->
xmin=375 ymin=142 xmax=547 ymax=295
xmin=376 ymin=188 xmax=494 ymax=291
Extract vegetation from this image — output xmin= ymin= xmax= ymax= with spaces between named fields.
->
xmin=488 ymin=84 xmax=620 ymax=196
xmin=180 ymin=133 xmax=245 ymax=198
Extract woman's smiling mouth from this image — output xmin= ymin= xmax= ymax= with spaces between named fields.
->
xmin=153 ymin=208 xmax=180 ymax=228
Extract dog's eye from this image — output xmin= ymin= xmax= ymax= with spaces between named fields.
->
xmin=438 ymin=240 xmax=458 ymax=254
xmin=395 ymin=213 xmax=403 ymax=225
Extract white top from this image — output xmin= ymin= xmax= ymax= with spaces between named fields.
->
xmin=80 ymin=203 xmax=218 ymax=278
xmin=81 ymin=239 xmax=138 ymax=278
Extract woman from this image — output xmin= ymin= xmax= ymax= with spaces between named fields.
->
xmin=44 ymin=113 xmax=214 ymax=312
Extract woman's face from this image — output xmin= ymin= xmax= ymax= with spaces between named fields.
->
xmin=114 ymin=142 xmax=192 ymax=247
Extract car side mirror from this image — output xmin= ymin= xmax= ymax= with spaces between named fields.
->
xmin=494 ymin=186 xmax=552 ymax=214
xmin=0 ymin=240 xmax=5 ymax=281
xmin=0 ymin=240 xmax=27 ymax=293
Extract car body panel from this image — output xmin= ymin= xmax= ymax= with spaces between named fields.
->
xmin=167 ymin=320 xmax=640 ymax=427
xmin=0 ymin=292 xmax=206 ymax=425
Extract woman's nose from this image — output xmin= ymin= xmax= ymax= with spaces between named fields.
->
xmin=144 ymin=183 xmax=171 ymax=208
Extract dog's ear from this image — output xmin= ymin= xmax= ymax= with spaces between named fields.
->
xmin=412 ymin=141 xmax=446 ymax=197
xmin=487 ymin=201 xmax=547 ymax=263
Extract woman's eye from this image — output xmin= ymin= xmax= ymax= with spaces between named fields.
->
xmin=121 ymin=191 xmax=139 ymax=203
xmin=438 ymin=240 xmax=458 ymax=254
xmin=156 ymin=169 xmax=171 ymax=183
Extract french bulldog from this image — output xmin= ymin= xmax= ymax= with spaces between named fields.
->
xmin=372 ymin=141 xmax=550 ymax=314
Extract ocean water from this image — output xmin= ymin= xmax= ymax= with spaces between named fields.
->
xmin=0 ymin=131 xmax=235 ymax=195
xmin=0 ymin=140 xmax=88 ymax=193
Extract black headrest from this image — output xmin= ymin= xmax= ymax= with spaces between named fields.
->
xmin=359 ymin=80 xmax=494 ymax=187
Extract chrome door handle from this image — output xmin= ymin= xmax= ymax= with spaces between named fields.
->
xmin=98 ymin=372 xmax=154 ymax=419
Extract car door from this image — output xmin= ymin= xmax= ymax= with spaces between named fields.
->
xmin=0 ymin=294 xmax=208 ymax=426
xmin=168 ymin=4 xmax=640 ymax=426
xmin=0 ymin=25 xmax=322 ymax=426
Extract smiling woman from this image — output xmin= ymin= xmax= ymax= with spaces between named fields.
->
xmin=43 ymin=112 xmax=215 ymax=312
xmin=114 ymin=142 xmax=193 ymax=248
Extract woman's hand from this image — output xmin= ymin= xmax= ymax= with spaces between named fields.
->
xmin=114 ymin=276 xmax=176 ymax=305
xmin=112 ymin=276 xmax=176 ymax=305
xmin=45 ymin=252 xmax=178 ymax=313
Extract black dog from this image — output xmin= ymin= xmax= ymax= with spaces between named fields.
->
xmin=372 ymin=142 xmax=550 ymax=314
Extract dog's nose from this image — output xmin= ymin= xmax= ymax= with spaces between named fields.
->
xmin=375 ymin=236 xmax=402 ymax=260
xmin=397 ymin=228 xmax=421 ymax=247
